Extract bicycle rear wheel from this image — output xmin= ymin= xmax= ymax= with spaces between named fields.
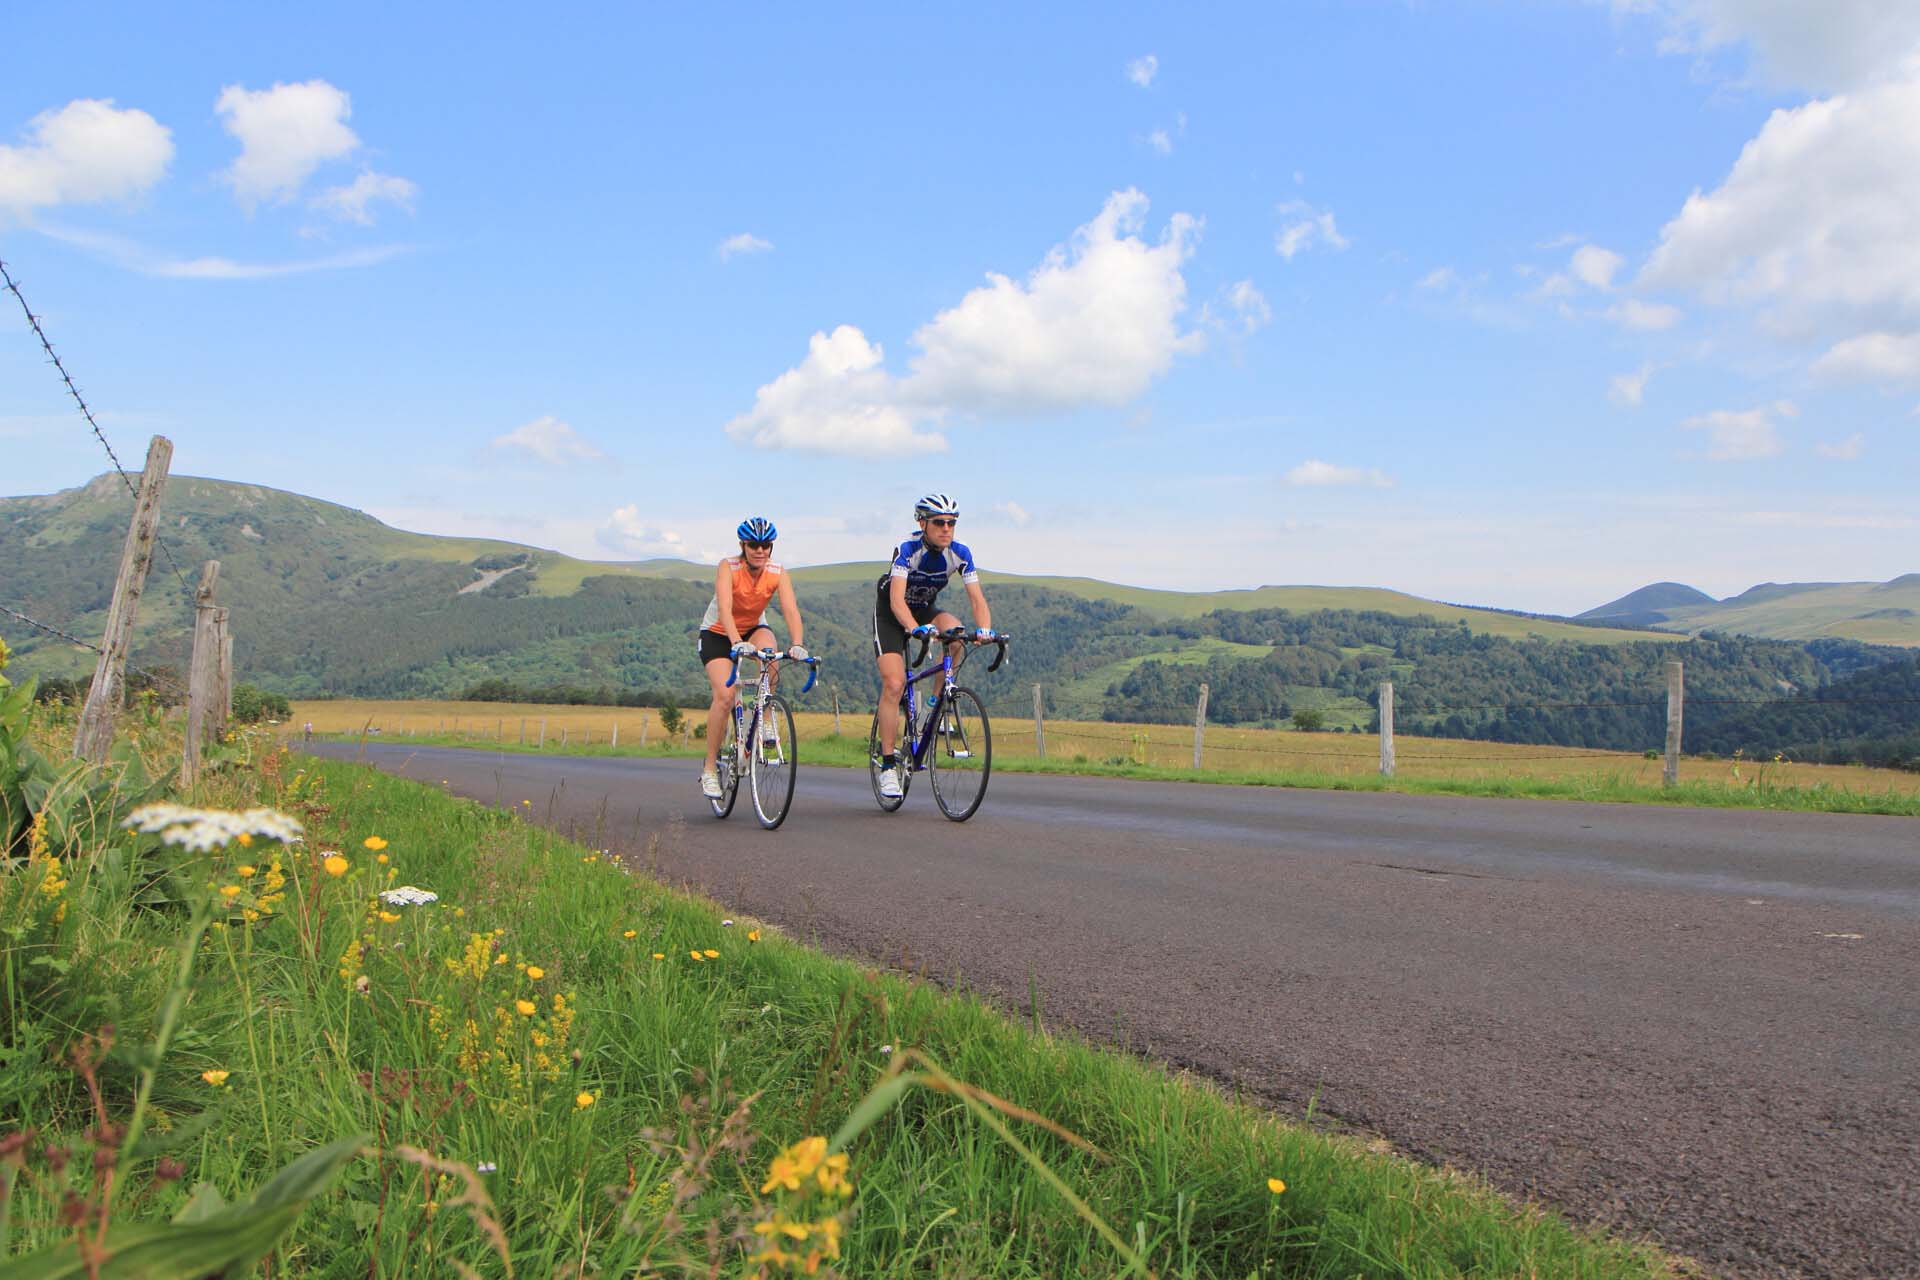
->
xmin=929 ymin=687 xmax=991 ymax=822
xmin=749 ymin=695 xmax=798 ymax=829
xmin=708 ymin=713 xmax=740 ymax=819
xmin=866 ymin=706 xmax=911 ymax=812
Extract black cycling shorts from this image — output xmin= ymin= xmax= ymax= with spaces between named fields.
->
xmin=871 ymin=581 xmax=941 ymax=657
xmin=698 ymin=626 xmax=774 ymax=667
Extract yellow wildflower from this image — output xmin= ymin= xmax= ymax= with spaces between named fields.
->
xmin=575 ymin=1091 xmax=595 ymax=1109
xmin=376 ymin=853 xmax=389 ymax=864
xmin=218 ymin=885 xmax=242 ymax=899
xmin=525 ymin=965 xmax=545 ymax=980
xmin=201 ymin=1069 xmax=231 ymax=1087
xmin=378 ymin=911 xmax=401 ymax=924
xmin=761 ymin=1136 xmax=828 ymax=1194
xmin=236 ymin=833 xmax=253 ymax=847
xmin=515 ymin=999 xmax=536 ymax=1016
xmin=323 ymin=854 xmax=349 ymax=877
xmin=363 ymin=836 xmax=388 ymax=851
xmin=237 ymin=865 xmax=257 ymax=877
xmin=703 ymin=949 xmax=719 ymax=959
xmin=1267 ymin=1177 xmax=1287 ymax=1195
xmin=689 ymin=950 xmax=704 ymax=962
xmin=652 ymin=952 xmax=665 ymax=960
xmin=747 ymin=929 xmax=761 ymax=942
xmin=622 ymin=929 xmax=637 ymax=939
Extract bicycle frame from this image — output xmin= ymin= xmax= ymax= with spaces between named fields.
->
xmin=724 ymin=648 xmax=819 ymax=763
xmin=896 ymin=631 xmax=1005 ymax=772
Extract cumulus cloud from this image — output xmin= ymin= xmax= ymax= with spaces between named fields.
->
xmin=1679 ymin=401 xmax=1793 ymax=460
xmin=1570 ymin=244 xmax=1625 ymax=290
xmin=994 ymin=500 xmax=1032 ymax=526
xmin=312 ymin=170 xmax=417 ymax=225
xmin=596 ymin=505 xmax=704 ymax=561
xmin=1275 ymin=201 xmax=1347 ymax=260
xmin=1638 ymin=74 xmax=1920 ymax=328
xmin=1606 ymin=298 xmax=1683 ymax=330
xmin=1811 ymin=331 xmax=1920 ymax=383
xmin=1284 ymin=460 xmax=1394 ymax=488
xmin=216 ymin=80 xmax=360 ymax=208
xmin=1610 ymin=364 xmax=1656 ymax=407
xmin=1147 ymin=129 xmax=1173 ymax=155
xmin=1225 ymin=279 xmax=1271 ymax=333
xmin=1616 ymin=0 xmax=1920 ymax=94
xmin=718 ymin=232 xmax=773 ymax=261
xmin=727 ymin=189 xmax=1201 ymax=453
xmin=491 ymin=415 xmax=607 ymax=465
xmin=1816 ymin=432 xmax=1865 ymax=459
xmin=1127 ymin=55 xmax=1159 ymax=87
xmin=0 ymin=99 xmax=172 ymax=216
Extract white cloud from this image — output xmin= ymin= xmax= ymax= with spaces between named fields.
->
xmin=1225 ymin=279 xmax=1271 ymax=333
xmin=1609 ymin=364 xmax=1656 ymax=407
xmin=491 ymin=415 xmax=607 ymax=465
xmin=1127 ymin=55 xmax=1159 ymax=88
xmin=1275 ymin=201 xmax=1348 ymax=260
xmin=1570 ymin=244 xmax=1625 ymax=290
xmin=595 ymin=505 xmax=708 ymax=561
xmin=0 ymin=99 xmax=172 ymax=216
xmin=215 ymin=80 xmax=359 ymax=208
xmin=1606 ymin=298 xmax=1683 ymax=330
xmin=1284 ymin=460 xmax=1394 ymax=488
xmin=1147 ymin=129 xmax=1172 ymax=155
xmin=1811 ymin=331 xmax=1920 ymax=383
xmin=1816 ymin=432 xmax=1865 ymax=459
xmin=1616 ymin=0 xmax=1920 ymax=94
xmin=1678 ymin=401 xmax=1793 ymax=460
xmin=728 ymin=190 xmax=1201 ymax=453
xmin=312 ymin=170 xmax=417 ymax=225
xmin=994 ymin=500 xmax=1032 ymax=526
xmin=1638 ymin=73 xmax=1920 ymax=329
xmin=36 ymin=224 xmax=407 ymax=278
xmin=717 ymin=232 xmax=773 ymax=261
xmin=1417 ymin=266 xmax=1458 ymax=290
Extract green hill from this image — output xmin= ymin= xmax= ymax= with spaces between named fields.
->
xmin=1582 ymin=578 xmax=1920 ymax=646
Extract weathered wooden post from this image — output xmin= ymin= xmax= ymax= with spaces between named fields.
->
xmin=538 ymin=718 xmax=546 ymax=748
xmin=640 ymin=711 xmax=649 ymax=748
xmin=76 ymin=436 xmax=173 ymax=762
xmin=217 ymin=620 xmax=233 ymax=729
xmin=832 ymin=686 xmax=842 ymax=737
xmin=1192 ymin=682 xmax=1209 ymax=770
xmin=1378 ymin=680 xmax=1395 ymax=778
xmin=1664 ymin=661 xmax=1684 ymax=788
xmin=518 ymin=717 xmax=526 ymax=744
xmin=181 ymin=560 xmax=223 ymax=788
xmin=611 ymin=721 xmax=619 ymax=748
xmin=1033 ymin=683 xmax=1046 ymax=759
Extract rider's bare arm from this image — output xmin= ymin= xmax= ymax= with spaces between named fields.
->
xmin=964 ymin=581 xmax=991 ymax=635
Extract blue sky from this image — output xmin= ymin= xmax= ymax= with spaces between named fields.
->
xmin=5 ymin=1 xmax=1919 ymax=614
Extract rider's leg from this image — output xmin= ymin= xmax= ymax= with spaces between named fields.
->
xmin=701 ymin=657 xmax=735 ymax=771
xmin=877 ymin=652 xmax=907 ymax=754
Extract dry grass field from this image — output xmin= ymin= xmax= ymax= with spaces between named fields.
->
xmin=287 ymin=698 xmax=1920 ymax=795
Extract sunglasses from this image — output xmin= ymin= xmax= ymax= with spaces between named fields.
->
xmin=743 ymin=540 xmax=774 ymax=551
xmin=926 ymin=518 xmax=958 ymax=528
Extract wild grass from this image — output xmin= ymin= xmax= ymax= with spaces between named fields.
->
xmin=2 ymin=727 xmax=1689 ymax=1276
xmin=291 ymin=699 xmax=1920 ymax=817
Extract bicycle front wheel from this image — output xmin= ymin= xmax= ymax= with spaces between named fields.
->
xmin=929 ymin=687 xmax=991 ymax=822
xmin=867 ymin=706 xmax=910 ymax=812
xmin=749 ymin=695 xmax=798 ymax=829
xmin=709 ymin=714 xmax=740 ymax=819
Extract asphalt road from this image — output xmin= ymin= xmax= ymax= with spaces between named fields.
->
xmin=308 ymin=741 xmax=1920 ymax=1279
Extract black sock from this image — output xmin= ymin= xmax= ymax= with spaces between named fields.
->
xmin=882 ymin=753 xmax=896 ymax=769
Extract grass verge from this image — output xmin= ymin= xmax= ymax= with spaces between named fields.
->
xmin=4 ymin=740 xmax=1689 ymax=1277
xmin=305 ymin=726 xmax=1920 ymax=817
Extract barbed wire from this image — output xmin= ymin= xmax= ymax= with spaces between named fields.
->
xmin=1 ymin=256 xmax=196 ymax=598
xmin=0 ymin=600 xmax=190 ymax=698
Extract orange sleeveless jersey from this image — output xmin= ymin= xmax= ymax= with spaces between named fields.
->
xmin=701 ymin=559 xmax=784 ymax=636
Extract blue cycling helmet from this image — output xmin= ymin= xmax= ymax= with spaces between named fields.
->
xmin=914 ymin=492 xmax=959 ymax=519
xmin=736 ymin=516 xmax=777 ymax=543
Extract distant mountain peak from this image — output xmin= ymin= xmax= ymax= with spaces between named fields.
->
xmin=1578 ymin=582 xmax=1716 ymax=621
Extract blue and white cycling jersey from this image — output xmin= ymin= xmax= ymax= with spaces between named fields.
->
xmin=881 ymin=533 xmax=980 ymax=609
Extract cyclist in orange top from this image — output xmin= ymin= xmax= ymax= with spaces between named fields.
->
xmin=699 ymin=517 xmax=806 ymax=798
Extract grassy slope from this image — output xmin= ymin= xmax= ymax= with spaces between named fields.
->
xmin=1654 ymin=578 xmax=1920 ymax=646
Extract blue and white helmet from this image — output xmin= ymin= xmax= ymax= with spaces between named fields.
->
xmin=914 ymin=492 xmax=959 ymax=520
xmin=736 ymin=516 xmax=777 ymax=543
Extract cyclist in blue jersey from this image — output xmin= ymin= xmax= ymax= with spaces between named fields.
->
xmin=872 ymin=492 xmax=993 ymax=798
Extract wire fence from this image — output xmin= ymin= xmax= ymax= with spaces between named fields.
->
xmin=0 ymin=601 xmax=191 ymax=701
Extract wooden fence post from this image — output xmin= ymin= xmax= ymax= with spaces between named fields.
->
xmin=640 ymin=712 xmax=649 ymax=748
xmin=518 ymin=717 xmax=526 ymax=744
xmin=538 ymin=718 xmax=546 ymax=748
xmin=1664 ymin=661 xmax=1684 ymax=787
xmin=75 ymin=435 xmax=173 ymax=762
xmin=832 ymin=686 xmax=842 ymax=737
xmin=611 ymin=721 xmax=619 ymax=748
xmin=561 ymin=727 xmax=568 ymax=748
xmin=1378 ymin=680 xmax=1395 ymax=778
xmin=181 ymin=560 xmax=222 ymax=788
xmin=216 ymin=619 xmax=232 ymax=732
xmin=1033 ymin=684 xmax=1046 ymax=759
xmin=1192 ymin=682 xmax=1209 ymax=770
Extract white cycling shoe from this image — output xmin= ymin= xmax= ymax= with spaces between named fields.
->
xmin=699 ymin=769 xmax=723 ymax=799
xmin=877 ymin=767 xmax=902 ymax=799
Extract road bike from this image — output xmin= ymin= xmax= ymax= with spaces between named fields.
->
xmin=868 ymin=627 xmax=1010 ymax=822
xmin=710 ymin=648 xmax=820 ymax=830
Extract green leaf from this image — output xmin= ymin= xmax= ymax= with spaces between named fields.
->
xmin=172 ymin=1182 xmax=228 ymax=1224
xmin=826 ymin=1070 xmax=923 ymax=1155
